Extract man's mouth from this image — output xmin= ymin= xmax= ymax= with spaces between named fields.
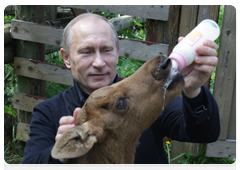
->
xmin=90 ymin=73 xmax=108 ymax=79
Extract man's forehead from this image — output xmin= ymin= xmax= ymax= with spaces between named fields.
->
xmin=73 ymin=16 xmax=110 ymax=30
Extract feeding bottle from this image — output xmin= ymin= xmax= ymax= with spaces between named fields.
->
xmin=169 ymin=19 xmax=220 ymax=70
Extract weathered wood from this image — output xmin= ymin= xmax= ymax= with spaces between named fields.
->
xmin=4 ymin=44 xmax=60 ymax=64
xmin=197 ymin=5 xmax=220 ymax=24
xmin=13 ymin=92 xmax=47 ymax=113
xmin=119 ymin=38 xmax=168 ymax=60
xmin=4 ymin=5 xmax=15 ymax=14
xmin=16 ymin=123 xmax=30 ymax=142
xmin=14 ymin=57 xmax=73 ymax=86
xmin=171 ymin=141 xmax=201 ymax=160
xmin=5 ymin=23 xmax=59 ymax=64
xmin=109 ymin=15 xmax=146 ymax=32
xmin=205 ymin=140 xmax=236 ymax=158
xmin=45 ymin=44 xmax=61 ymax=54
xmin=15 ymin=5 xmax=46 ymax=124
xmin=146 ymin=5 xmax=181 ymax=55
xmin=57 ymin=7 xmax=74 ymax=18
xmin=213 ymin=5 xmax=236 ymax=140
xmin=227 ymin=77 xmax=236 ymax=139
xmin=11 ymin=19 xmax=63 ymax=46
xmin=11 ymin=20 xmax=169 ymax=61
xmin=179 ymin=5 xmax=198 ymax=37
xmin=62 ymin=5 xmax=170 ymax=21
xmin=4 ymin=24 xmax=12 ymax=44
xmin=4 ymin=43 xmax=15 ymax=64
xmin=71 ymin=8 xmax=87 ymax=16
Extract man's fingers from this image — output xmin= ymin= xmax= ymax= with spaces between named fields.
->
xmin=195 ymin=56 xmax=218 ymax=67
xmin=178 ymin=36 xmax=184 ymax=43
xmin=73 ymin=107 xmax=81 ymax=121
xmin=57 ymin=124 xmax=75 ymax=135
xmin=203 ymin=40 xmax=218 ymax=50
xmin=59 ymin=116 xmax=75 ymax=125
xmin=195 ymin=46 xmax=217 ymax=57
xmin=55 ymin=134 xmax=62 ymax=141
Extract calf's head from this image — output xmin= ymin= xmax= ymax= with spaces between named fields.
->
xmin=52 ymin=55 xmax=184 ymax=162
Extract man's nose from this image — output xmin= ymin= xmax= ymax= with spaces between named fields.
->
xmin=92 ymin=52 xmax=106 ymax=69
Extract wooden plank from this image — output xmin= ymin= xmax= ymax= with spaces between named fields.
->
xmin=213 ymin=5 xmax=236 ymax=140
xmin=17 ymin=123 xmax=30 ymax=142
xmin=11 ymin=20 xmax=169 ymax=61
xmin=15 ymin=5 xmax=46 ymax=125
xmin=170 ymin=141 xmax=201 ymax=163
xmin=205 ymin=140 xmax=236 ymax=158
xmin=11 ymin=19 xmax=63 ymax=46
xmin=197 ymin=5 xmax=220 ymax=24
xmin=146 ymin=5 xmax=181 ymax=55
xmin=14 ymin=57 xmax=73 ymax=86
xmin=119 ymin=38 xmax=168 ymax=60
xmin=13 ymin=92 xmax=47 ymax=113
xmin=63 ymin=5 xmax=170 ymax=21
xmin=227 ymin=77 xmax=236 ymax=139
xmin=179 ymin=5 xmax=198 ymax=37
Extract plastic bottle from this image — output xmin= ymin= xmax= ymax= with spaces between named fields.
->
xmin=169 ymin=19 xmax=220 ymax=70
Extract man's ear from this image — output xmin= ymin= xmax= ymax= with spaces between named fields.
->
xmin=51 ymin=123 xmax=97 ymax=159
xmin=60 ymin=48 xmax=71 ymax=69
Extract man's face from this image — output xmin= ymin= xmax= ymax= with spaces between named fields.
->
xmin=62 ymin=17 xmax=119 ymax=94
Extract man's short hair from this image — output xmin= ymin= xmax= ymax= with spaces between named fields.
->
xmin=61 ymin=13 xmax=119 ymax=55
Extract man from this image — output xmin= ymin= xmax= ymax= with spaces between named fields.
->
xmin=21 ymin=13 xmax=220 ymax=164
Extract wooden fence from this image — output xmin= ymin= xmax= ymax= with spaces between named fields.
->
xmin=5 ymin=5 xmax=236 ymax=162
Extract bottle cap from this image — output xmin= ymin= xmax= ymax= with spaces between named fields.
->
xmin=169 ymin=52 xmax=187 ymax=70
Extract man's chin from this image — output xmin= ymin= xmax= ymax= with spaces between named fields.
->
xmin=90 ymin=81 xmax=112 ymax=91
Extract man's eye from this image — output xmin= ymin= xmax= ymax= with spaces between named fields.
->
xmin=104 ymin=49 xmax=111 ymax=53
xmin=82 ymin=51 xmax=90 ymax=54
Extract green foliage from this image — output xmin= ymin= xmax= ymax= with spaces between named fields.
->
xmin=117 ymin=57 xmax=145 ymax=77
xmin=118 ymin=19 xmax=146 ymax=41
xmin=4 ymin=15 xmax=15 ymax=24
xmin=4 ymin=64 xmax=17 ymax=106
xmin=178 ymin=144 xmax=235 ymax=164
xmin=4 ymin=105 xmax=17 ymax=120
xmin=4 ymin=127 xmax=24 ymax=164
xmin=164 ymin=141 xmax=186 ymax=164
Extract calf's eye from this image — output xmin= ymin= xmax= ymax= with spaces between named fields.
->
xmin=116 ymin=98 xmax=126 ymax=109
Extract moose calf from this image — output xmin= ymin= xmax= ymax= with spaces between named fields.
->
xmin=51 ymin=55 xmax=184 ymax=163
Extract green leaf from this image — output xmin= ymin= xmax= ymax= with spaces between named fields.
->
xmin=4 ymin=105 xmax=17 ymax=120
xmin=134 ymin=20 xmax=142 ymax=27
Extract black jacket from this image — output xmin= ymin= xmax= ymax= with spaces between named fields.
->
xmin=21 ymin=75 xmax=220 ymax=164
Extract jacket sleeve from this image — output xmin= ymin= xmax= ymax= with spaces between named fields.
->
xmin=158 ymin=85 xmax=220 ymax=143
xmin=21 ymin=101 xmax=63 ymax=164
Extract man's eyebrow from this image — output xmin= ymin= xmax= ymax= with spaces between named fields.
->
xmin=77 ymin=45 xmax=94 ymax=51
xmin=100 ymin=45 xmax=114 ymax=50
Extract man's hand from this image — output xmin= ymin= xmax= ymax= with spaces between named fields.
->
xmin=178 ymin=37 xmax=218 ymax=98
xmin=55 ymin=107 xmax=81 ymax=163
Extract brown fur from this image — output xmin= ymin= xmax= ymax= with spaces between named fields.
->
xmin=51 ymin=55 xmax=184 ymax=164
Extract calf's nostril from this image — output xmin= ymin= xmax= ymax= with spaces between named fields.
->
xmin=161 ymin=58 xmax=171 ymax=70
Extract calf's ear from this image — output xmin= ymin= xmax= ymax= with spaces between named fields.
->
xmin=51 ymin=123 xmax=97 ymax=159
